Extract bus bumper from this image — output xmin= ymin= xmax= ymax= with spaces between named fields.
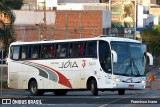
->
xmin=112 ymin=82 xmax=146 ymax=90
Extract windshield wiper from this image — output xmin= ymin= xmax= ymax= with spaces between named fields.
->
xmin=122 ymin=58 xmax=140 ymax=77
xmin=132 ymin=58 xmax=140 ymax=76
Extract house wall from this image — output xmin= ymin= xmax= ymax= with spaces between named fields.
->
xmin=14 ymin=10 xmax=111 ymax=41
xmin=58 ymin=0 xmax=100 ymax=3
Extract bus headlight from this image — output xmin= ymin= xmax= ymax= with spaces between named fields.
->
xmin=113 ymin=83 xmax=118 ymax=87
xmin=141 ymin=80 xmax=146 ymax=83
xmin=113 ymin=78 xmax=121 ymax=82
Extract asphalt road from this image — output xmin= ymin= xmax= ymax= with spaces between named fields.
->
xmin=0 ymin=89 xmax=160 ymax=107
xmin=0 ymin=66 xmax=160 ymax=107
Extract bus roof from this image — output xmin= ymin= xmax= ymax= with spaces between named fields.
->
xmin=10 ymin=36 xmax=141 ymax=46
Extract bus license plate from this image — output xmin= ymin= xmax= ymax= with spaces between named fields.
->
xmin=128 ymin=84 xmax=134 ymax=88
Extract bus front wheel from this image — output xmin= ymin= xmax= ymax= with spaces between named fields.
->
xmin=29 ymin=80 xmax=44 ymax=96
xmin=118 ymin=89 xmax=125 ymax=95
xmin=91 ymin=79 xmax=98 ymax=96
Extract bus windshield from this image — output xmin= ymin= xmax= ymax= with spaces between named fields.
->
xmin=111 ymin=42 xmax=145 ymax=77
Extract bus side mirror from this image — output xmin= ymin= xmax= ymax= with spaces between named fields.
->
xmin=111 ymin=50 xmax=117 ymax=63
xmin=145 ymin=52 xmax=153 ymax=65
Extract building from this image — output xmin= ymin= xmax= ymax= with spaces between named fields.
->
xmin=14 ymin=0 xmax=111 ymax=41
xmin=57 ymin=3 xmax=108 ymax=10
xmin=16 ymin=0 xmax=160 ymax=41
xmin=22 ymin=0 xmax=58 ymax=10
xmin=150 ymin=0 xmax=160 ymax=4
xmin=58 ymin=0 xmax=100 ymax=3
xmin=22 ymin=0 xmax=37 ymax=10
xmin=37 ymin=0 xmax=57 ymax=10
xmin=22 ymin=0 xmax=108 ymax=10
xmin=136 ymin=0 xmax=160 ymax=32
xmin=13 ymin=10 xmax=111 ymax=41
xmin=149 ymin=0 xmax=160 ymax=26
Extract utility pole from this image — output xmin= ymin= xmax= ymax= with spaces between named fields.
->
xmin=0 ymin=17 xmax=5 ymax=95
xmin=1 ymin=49 xmax=3 ymax=95
xmin=43 ymin=0 xmax=46 ymax=39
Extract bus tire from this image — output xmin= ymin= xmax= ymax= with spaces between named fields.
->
xmin=118 ymin=89 xmax=125 ymax=95
xmin=29 ymin=80 xmax=44 ymax=96
xmin=91 ymin=79 xmax=98 ymax=96
xmin=54 ymin=90 xmax=68 ymax=96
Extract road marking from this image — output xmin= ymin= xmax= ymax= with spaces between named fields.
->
xmin=98 ymin=98 xmax=122 ymax=107
xmin=99 ymin=92 xmax=146 ymax=107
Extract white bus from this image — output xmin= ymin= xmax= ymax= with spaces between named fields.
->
xmin=8 ymin=36 xmax=153 ymax=96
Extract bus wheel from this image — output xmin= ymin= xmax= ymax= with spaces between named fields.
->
xmin=91 ymin=79 xmax=98 ymax=96
xmin=118 ymin=89 xmax=125 ymax=95
xmin=54 ymin=90 xmax=68 ymax=96
xmin=29 ymin=80 xmax=44 ymax=96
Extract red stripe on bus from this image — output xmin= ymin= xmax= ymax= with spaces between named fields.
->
xmin=28 ymin=61 xmax=72 ymax=89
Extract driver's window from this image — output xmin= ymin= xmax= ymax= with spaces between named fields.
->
xmin=99 ymin=41 xmax=111 ymax=73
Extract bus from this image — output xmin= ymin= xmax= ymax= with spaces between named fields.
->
xmin=8 ymin=36 xmax=153 ymax=96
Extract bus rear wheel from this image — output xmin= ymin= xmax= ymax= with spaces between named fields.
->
xmin=118 ymin=89 xmax=125 ymax=95
xmin=91 ymin=79 xmax=98 ymax=96
xmin=29 ymin=80 xmax=44 ymax=96
xmin=54 ymin=90 xmax=68 ymax=96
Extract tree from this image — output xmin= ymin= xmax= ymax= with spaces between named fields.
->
xmin=157 ymin=0 xmax=160 ymax=5
xmin=142 ymin=25 xmax=160 ymax=60
xmin=0 ymin=0 xmax=24 ymax=10
xmin=0 ymin=0 xmax=24 ymax=56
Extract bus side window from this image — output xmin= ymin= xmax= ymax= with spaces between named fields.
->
xmin=83 ymin=42 xmax=86 ymax=57
xmin=45 ymin=45 xmax=52 ymax=58
xmin=69 ymin=43 xmax=73 ymax=57
xmin=99 ymin=41 xmax=111 ymax=73
xmin=56 ymin=44 xmax=60 ymax=58
xmin=93 ymin=42 xmax=97 ymax=57
xmin=10 ymin=47 xmax=13 ymax=59
xmin=21 ymin=46 xmax=28 ymax=60
xmin=65 ymin=43 xmax=69 ymax=57
xmin=40 ymin=45 xmax=44 ymax=58
xmin=73 ymin=43 xmax=79 ymax=58
xmin=31 ymin=45 xmax=39 ymax=59
xmin=60 ymin=44 xmax=67 ymax=58
xmin=12 ymin=46 xmax=20 ymax=60
xmin=85 ymin=41 xmax=97 ymax=57
xmin=51 ymin=45 xmax=55 ymax=58
xmin=79 ymin=43 xmax=83 ymax=57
